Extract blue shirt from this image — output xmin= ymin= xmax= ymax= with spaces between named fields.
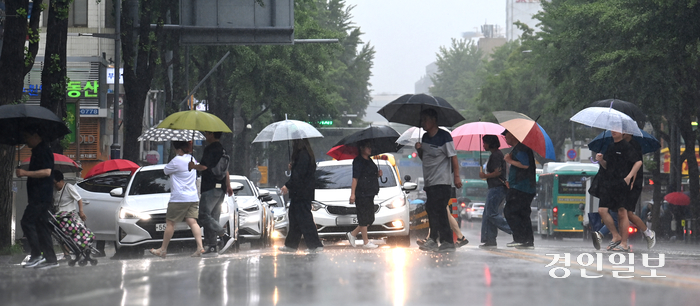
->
xmin=507 ymin=143 xmax=536 ymax=194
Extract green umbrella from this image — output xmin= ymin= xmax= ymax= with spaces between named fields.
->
xmin=157 ymin=110 xmax=232 ymax=133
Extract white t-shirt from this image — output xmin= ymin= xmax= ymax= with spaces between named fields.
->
xmin=54 ymin=183 xmax=82 ymax=213
xmin=164 ymin=154 xmax=199 ymax=202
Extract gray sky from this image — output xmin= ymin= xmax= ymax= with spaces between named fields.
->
xmin=344 ymin=0 xmax=506 ymax=95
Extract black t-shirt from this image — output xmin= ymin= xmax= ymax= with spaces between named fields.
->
xmin=629 ymin=138 xmax=644 ymax=190
xmin=485 ymin=150 xmax=507 ymax=188
xmin=352 ymin=156 xmax=379 ymax=197
xmin=27 ymin=141 xmax=54 ymax=205
xmin=603 ymin=139 xmax=640 ymax=182
xmin=200 ymin=141 xmax=224 ymax=192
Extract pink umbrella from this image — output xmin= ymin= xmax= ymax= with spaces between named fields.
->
xmin=451 ymin=122 xmax=510 ymax=151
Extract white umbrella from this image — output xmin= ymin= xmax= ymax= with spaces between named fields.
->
xmin=252 ymin=115 xmax=323 ymax=143
xmin=396 ymin=126 xmax=451 ymax=146
xmin=570 ymin=107 xmax=643 ymax=136
xmin=138 ymin=127 xmax=205 ymax=141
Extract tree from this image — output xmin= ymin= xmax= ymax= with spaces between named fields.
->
xmin=0 ymin=0 xmax=44 ymax=249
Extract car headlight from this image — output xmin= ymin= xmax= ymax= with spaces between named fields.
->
xmin=119 ymin=208 xmax=151 ymax=220
xmin=311 ymin=201 xmax=326 ymax=211
xmin=274 ymin=215 xmax=286 ymax=222
xmin=242 ymin=205 xmax=259 ymax=213
xmin=383 ymin=196 xmax=405 ymax=209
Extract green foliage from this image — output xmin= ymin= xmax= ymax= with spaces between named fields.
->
xmin=15 ymin=8 xmax=28 ymax=18
xmin=0 ymin=242 xmax=24 ymax=255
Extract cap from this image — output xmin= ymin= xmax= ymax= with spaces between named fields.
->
xmin=501 ymin=129 xmax=510 ymax=136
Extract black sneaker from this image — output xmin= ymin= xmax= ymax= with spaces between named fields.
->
xmin=419 ymin=238 xmax=438 ymax=251
xmin=34 ymin=261 xmax=59 ymax=270
xmin=506 ymin=241 xmax=524 ymax=247
xmin=479 ymin=242 xmax=497 ymax=249
xmin=219 ymin=234 xmax=235 ymax=255
xmin=24 ymin=256 xmax=45 ymax=268
xmin=202 ymin=246 xmax=218 ymax=257
xmin=515 ymin=242 xmax=534 ymax=249
xmin=436 ymin=242 xmax=456 ymax=253
xmin=456 ymin=237 xmax=469 ymax=248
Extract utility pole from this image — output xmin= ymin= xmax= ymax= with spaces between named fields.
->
xmin=110 ymin=0 xmax=122 ymax=159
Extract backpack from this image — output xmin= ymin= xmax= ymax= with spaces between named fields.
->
xmin=210 ymin=150 xmax=230 ymax=181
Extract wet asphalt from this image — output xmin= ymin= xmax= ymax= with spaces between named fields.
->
xmin=2 ymin=221 xmax=700 ymax=306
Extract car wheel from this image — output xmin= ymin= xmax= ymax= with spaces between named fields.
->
xmin=386 ymin=234 xmax=411 ymax=248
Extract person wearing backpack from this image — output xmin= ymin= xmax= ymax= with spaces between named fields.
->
xmin=189 ymin=131 xmax=234 ymax=256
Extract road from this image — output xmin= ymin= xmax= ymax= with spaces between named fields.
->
xmin=1 ymin=221 xmax=700 ymax=306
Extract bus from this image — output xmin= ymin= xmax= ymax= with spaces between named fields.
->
xmin=534 ymin=162 xmax=600 ymax=239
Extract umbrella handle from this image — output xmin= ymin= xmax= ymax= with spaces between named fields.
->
xmin=285 ymin=170 xmax=291 ymax=177
xmin=380 ymin=176 xmax=388 ymax=183
xmin=589 ymin=156 xmax=599 ymax=164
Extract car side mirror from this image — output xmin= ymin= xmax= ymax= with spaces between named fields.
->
xmin=257 ymin=189 xmax=270 ymax=199
xmin=109 ymin=187 xmax=124 ymax=197
xmin=404 ymin=175 xmax=412 ymax=182
xmin=230 ymin=182 xmax=244 ymax=194
xmin=402 ymin=182 xmax=418 ymax=192
xmin=267 ymin=200 xmax=278 ymax=207
xmin=261 ymin=195 xmax=273 ymax=202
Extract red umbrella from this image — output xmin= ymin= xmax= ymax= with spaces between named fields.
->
xmin=84 ymin=159 xmax=140 ymax=179
xmin=19 ymin=153 xmax=81 ymax=173
xmin=664 ymin=192 xmax=690 ymax=206
xmin=327 ymin=145 xmax=359 ymax=160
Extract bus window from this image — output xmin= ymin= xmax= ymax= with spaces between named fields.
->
xmin=558 ymin=175 xmax=587 ymax=195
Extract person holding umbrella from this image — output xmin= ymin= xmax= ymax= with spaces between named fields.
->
xmin=345 ymin=140 xmax=383 ymax=249
xmin=17 ymin=126 xmax=59 ymax=269
xmin=415 ymin=109 xmax=463 ymax=253
xmin=478 ymin=135 xmax=512 ymax=248
xmin=279 ymin=138 xmax=324 ymax=253
xmin=502 ymin=130 xmax=537 ymax=249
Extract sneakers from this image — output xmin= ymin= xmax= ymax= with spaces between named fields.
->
xmin=24 ymin=256 xmax=45 ymax=268
xmin=306 ymin=247 xmax=324 ymax=253
xmin=363 ymin=242 xmax=378 ymax=249
xmin=437 ymin=242 xmax=456 ymax=253
xmin=34 ymin=261 xmax=59 ymax=270
xmin=592 ymin=231 xmax=603 ymax=250
xmin=346 ymin=232 xmax=357 ymax=247
xmin=506 ymin=241 xmax=524 ymax=247
xmin=419 ymin=238 xmax=439 ymax=252
xmin=645 ymin=230 xmax=656 ymax=249
xmin=219 ymin=234 xmax=235 ymax=254
xmin=478 ymin=242 xmax=497 ymax=249
xmin=278 ymin=246 xmax=297 ymax=253
xmin=456 ymin=236 xmax=469 ymax=248
xmin=203 ymin=246 xmax=219 ymax=257
xmin=515 ymin=242 xmax=534 ymax=249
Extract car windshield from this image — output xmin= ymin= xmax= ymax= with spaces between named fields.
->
xmin=128 ymin=170 xmax=171 ymax=195
xmin=77 ymin=174 xmax=131 ymax=193
xmin=231 ymin=179 xmax=254 ymax=196
xmin=315 ymin=164 xmax=396 ymax=189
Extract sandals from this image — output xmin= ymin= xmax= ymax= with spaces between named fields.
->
xmin=611 ymin=245 xmax=632 ymax=253
xmin=149 ymin=248 xmax=167 ymax=259
xmin=191 ymin=249 xmax=205 ymax=257
xmin=606 ymin=240 xmax=621 ymax=251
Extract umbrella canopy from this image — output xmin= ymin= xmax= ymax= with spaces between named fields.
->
xmin=137 ymin=127 xmax=206 ymax=142
xmin=157 ymin=110 xmax=232 ymax=133
xmin=19 ymin=153 xmax=81 ymax=173
xmin=84 ymin=159 xmax=140 ymax=179
xmin=252 ymin=118 xmax=323 ymax=143
xmin=493 ymin=111 xmax=556 ymax=160
xmin=0 ymin=104 xmax=71 ymax=145
xmin=451 ymin=122 xmax=510 ymax=151
xmin=588 ymin=130 xmax=661 ymax=154
xmin=570 ymin=107 xmax=643 ymax=136
xmin=326 ymin=125 xmax=402 ymax=160
xmin=664 ymin=191 xmax=690 ymax=206
xmin=396 ymin=126 xmax=452 ymax=146
xmin=589 ymin=99 xmax=646 ymax=128
xmin=377 ymin=94 xmax=465 ymax=127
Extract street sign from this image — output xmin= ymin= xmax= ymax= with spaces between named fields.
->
xmin=567 ymin=149 xmax=577 ymax=160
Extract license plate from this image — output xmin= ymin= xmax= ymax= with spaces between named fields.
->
xmin=336 ymin=216 xmax=358 ymax=225
xmin=156 ymin=223 xmax=167 ymax=231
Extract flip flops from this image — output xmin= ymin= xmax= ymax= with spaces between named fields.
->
xmin=606 ymin=240 xmax=621 ymax=251
xmin=610 ymin=244 xmax=632 ymax=253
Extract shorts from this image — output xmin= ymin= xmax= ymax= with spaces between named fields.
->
xmin=166 ymin=201 xmax=199 ymax=222
xmin=355 ymin=196 xmax=376 ymax=227
xmin=623 ymin=188 xmax=642 ymax=212
xmin=599 ymin=178 xmax=629 ymax=210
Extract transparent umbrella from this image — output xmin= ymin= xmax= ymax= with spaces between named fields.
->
xmin=570 ymin=107 xmax=642 ymax=136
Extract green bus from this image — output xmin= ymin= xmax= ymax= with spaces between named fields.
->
xmin=534 ymin=162 xmax=600 ymax=239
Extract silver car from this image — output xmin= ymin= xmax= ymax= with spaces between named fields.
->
xmin=261 ymin=187 xmax=289 ymax=239
xmin=229 ymin=175 xmax=274 ymax=249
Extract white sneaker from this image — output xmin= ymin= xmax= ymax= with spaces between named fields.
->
xmin=346 ymin=232 xmax=356 ymax=247
xmin=645 ymin=230 xmax=656 ymax=249
xmin=278 ymin=246 xmax=297 ymax=253
xmin=363 ymin=242 xmax=378 ymax=249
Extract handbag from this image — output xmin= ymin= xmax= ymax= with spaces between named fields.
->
xmin=588 ymin=166 xmax=605 ymax=198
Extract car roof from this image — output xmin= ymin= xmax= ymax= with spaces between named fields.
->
xmin=318 ymin=159 xmax=390 ymax=167
xmin=229 ymin=175 xmax=251 ymax=181
xmin=136 ymin=164 xmax=166 ymax=171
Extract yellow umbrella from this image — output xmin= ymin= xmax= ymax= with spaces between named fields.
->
xmin=157 ymin=110 xmax=232 ymax=133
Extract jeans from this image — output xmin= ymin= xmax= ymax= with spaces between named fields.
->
xmin=480 ymin=186 xmax=512 ymax=243
xmin=504 ymin=188 xmax=535 ymax=244
xmin=21 ymin=202 xmax=57 ymax=262
xmin=285 ymin=199 xmax=323 ymax=249
xmin=425 ymin=185 xmax=453 ymax=244
xmin=198 ymin=188 xmax=226 ymax=246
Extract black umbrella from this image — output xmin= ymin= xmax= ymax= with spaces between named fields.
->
xmin=0 ymin=104 xmax=71 ymax=145
xmin=327 ymin=125 xmax=403 ymax=160
xmin=588 ymin=99 xmax=646 ymax=129
xmin=377 ymin=94 xmax=465 ymax=127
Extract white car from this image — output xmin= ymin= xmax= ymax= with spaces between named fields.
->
xmin=465 ymin=202 xmax=485 ymax=220
xmin=229 ymin=175 xmax=274 ymax=249
xmin=261 ymin=187 xmax=289 ymax=239
xmin=312 ymin=159 xmax=417 ymax=247
xmin=76 ymin=171 xmax=132 ymax=242
xmin=108 ymin=165 xmax=242 ymax=254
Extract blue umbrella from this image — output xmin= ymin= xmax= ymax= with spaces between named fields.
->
xmin=587 ymin=130 xmax=661 ymax=154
